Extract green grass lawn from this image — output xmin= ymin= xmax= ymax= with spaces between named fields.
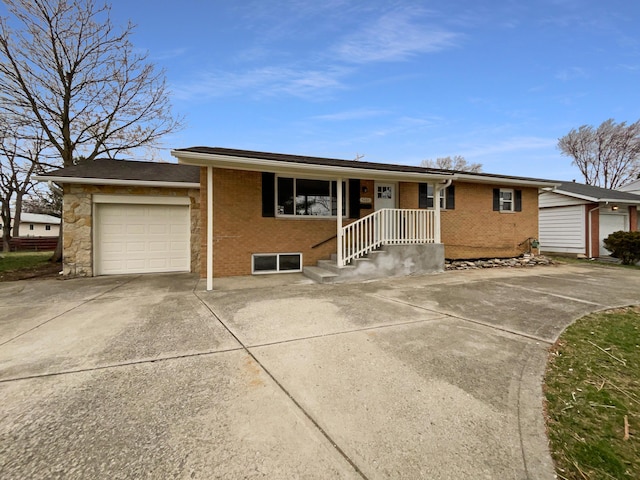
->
xmin=545 ymin=307 xmax=640 ymax=479
xmin=0 ymin=251 xmax=54 ymax=272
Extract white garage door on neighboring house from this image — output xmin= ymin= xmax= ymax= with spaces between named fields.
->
xmin=599 ymin=212 xmax=628 ymax=257
xmin=94 ymin=196 xmax=191 ymax=275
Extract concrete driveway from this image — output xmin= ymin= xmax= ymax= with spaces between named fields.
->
xmin=1 ymin=264 xmax=639 ymax=479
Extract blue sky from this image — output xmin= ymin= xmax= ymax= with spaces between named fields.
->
xmin=13 ymin=1 xmax=640 ymax=179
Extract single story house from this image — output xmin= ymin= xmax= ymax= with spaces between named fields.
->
xmin=37 ymin=147 xmax=558 ymax=289
xmin=1 ymin=212 xmax=61 ymax=237
xmin=539 ymin=181 xmax=640 ymax=258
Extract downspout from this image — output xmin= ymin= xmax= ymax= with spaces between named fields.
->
xmin=433 ymin=178 xmax=452 ymax=243
xmin=207 ymin=166 xmax=213 ymax=291
xmin=336 ymin=176 xmax=343 ymax=267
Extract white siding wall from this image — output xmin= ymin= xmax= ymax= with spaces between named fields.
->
xmin=17 ymin=222 xmax=60 ymax=237
xmin=539 ymin=205 xmax=585 ymax=254
xmin=539 ymin=191 xmax=588 ymax=208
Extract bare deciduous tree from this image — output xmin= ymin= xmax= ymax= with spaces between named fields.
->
xmin=558 ymin=119 xmax=640 ymax=189
xmin=0 ymin=121 xmax=47 ymax=251
xmin=0 ymin=0 xmax=183 ymax=169
xmin=421 ymin=155 xmax=482 ymax=173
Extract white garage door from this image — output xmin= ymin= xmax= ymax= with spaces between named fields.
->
xmin=95 ymin=203 xmax=190 ymax=275
xmin=599 ymin=213 xmax=628 ymax=257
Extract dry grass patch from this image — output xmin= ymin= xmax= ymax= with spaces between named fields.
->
xmin=545 ymin=306 xmax=640 ymax=479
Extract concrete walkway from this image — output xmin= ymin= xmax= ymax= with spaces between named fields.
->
xmin=1 ymin=264 xmax=638 ymax=479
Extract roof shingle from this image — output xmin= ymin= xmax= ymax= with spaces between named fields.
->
xmin=38 ymin=159 xmax=200 ymax=184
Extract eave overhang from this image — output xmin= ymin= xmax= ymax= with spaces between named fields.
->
xmin=33 ymin=175 xmax=200 ymax=189
xmin=550 ymin=189 xmax=640 ymax=205
xmin=172 ymin=149 xmax=561 ymax=188
xmin=171 ymin=150 xmax=454 ymax=183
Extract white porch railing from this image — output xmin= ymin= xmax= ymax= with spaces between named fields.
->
xmin=340 ymin=208 xmax=435 ymax=266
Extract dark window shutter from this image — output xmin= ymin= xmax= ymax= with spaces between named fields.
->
xmin=446 ymin=185 xmax=455 ymax=210
xmin=419 ymin=183 xmax=429 ymax=209
xmin=349 ymin=179 xmax=360 ymax=218
xmin=493 ymin=188 xmax=500 ymax=211
xmin=262 ymin=172 xmax=275 ymax=217
xmin=515 ymin=189 xmax=522 ymax=212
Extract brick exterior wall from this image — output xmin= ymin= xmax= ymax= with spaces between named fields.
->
xmin=200 ymin=169 xmax=541 ymax=278
xmin=440 ymin=182 xmax=539 ymax=259
xmin=201 ymin=168 xmax=375 ymax=277
xmin=63 ymin=184 xmax=200 ymax=276
xmin=399 ymin=182 xmax=419 ymax=209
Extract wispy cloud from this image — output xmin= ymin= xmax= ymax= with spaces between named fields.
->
xmin=460 ymin=136 xmax=557 ymax=159
xmin=151 ymin=47 xmax=187 ymax=61
xmin=312 ymin=108 xmax=388 ymax=121
xmin=333 ymin=8 xmax=460 ymax=63
xmin=172 ymin=65 xmax=351 ymax=101
xmin=555 ymin=66 xmax=588 ymax=81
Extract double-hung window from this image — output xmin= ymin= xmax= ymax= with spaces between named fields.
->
xmin=499 ymin=189 xmax=514 ymax=211
xmin=419 ymin=184 xmax=455 ymax=210
xmin=277 ymin=177 xmax=346 ymax=217
xmin=493 ymin=188 xmax=522 ymax=212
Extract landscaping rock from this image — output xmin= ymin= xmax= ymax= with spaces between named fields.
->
xmin=445 ymin=255 xmax=557 ymax=271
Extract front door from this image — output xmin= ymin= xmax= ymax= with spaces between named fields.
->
xmin=375 ymin=182 xmax=396 ymax=210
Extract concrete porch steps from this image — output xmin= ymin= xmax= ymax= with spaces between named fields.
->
xmin=301 ymin=265 xmax=339 ymax=284
xmin=303 ymin=244 xmax=445 ymax=284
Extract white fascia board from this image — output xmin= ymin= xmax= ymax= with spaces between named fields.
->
xmin=33 ymin=175 xmax=200 ymax=189
xmin=93 ymin=194 xmax=191 ymax=205
xmin=599 ymin=198 xmax=640 ymax=205
xmin=171 ymin=150 xmax=453 ymax=183
xmin=454 ymin=173 xmax=560 ymax=188
xmin=552 ymin=189 xmax=640 ymax=205
xmin=549 ymin=190 xmax=597 ymax=202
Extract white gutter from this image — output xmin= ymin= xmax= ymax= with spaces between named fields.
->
xmin=454 ymin=173 xmax=560 ymax=188
xmin=171 ymin=150 xmax=454 ymax=183
xmin=33 ymin=175 xmax=200 ymax=189
xmin=548 ymin=189 xmax=640 ymax=205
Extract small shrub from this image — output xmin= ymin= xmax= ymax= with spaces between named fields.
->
xmin=603 ymin=230 xmax=640 ymax=264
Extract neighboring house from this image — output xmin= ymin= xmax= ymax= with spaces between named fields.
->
xmin=539 ymin=181 xmax=640 ymax=258
xmin=1 ymin=212 xmax=61 ymax=237
xmin=618 ymin=178 xmax=640 ymax=195
xmin=37 ymin=148 xmax=558 ymax=288
xmin=618 ymin=178 xmax=640 ymax=230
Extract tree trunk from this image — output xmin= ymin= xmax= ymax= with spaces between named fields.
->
xmin=1 ymin=229 xmax=9 ymax=252
xmin=50 ymin=224 xmax=63 ymax=263
xmin=1 ymin=203 xmax=12 ymax=252
xmin=12 ymin=192 xmax=23 ymax=238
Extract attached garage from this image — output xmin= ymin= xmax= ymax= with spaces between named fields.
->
xmin=34 ymin=159 xmax=201 ymax=277
xmin=94 ymin=196 xmax=191 ymax=275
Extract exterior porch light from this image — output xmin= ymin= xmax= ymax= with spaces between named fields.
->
xmin=611 ymin=205 xmax=619 ymax=211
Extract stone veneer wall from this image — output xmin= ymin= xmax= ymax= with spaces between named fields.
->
xmin=62 ymin=184 xmax=200 ymax=276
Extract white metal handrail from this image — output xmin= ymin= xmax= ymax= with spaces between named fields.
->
xmin=341 ymin=209 xmax=435 ymax=266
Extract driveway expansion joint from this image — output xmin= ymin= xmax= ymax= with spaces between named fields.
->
xmin=490 ymin=280 xmax=606 ymax=307
xmin=0 ymin=275 xmax=141 ymax=348
xmin=0 ymin=347 xmax=245 ymax=383
xmin=194 ymin=291 xmax=370 ymax=480
xmin=371 ymin=294 xmax=555 ymax=345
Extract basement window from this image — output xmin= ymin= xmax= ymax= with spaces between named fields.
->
xmin=252 ymin=253 xmax=302 ymax=274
